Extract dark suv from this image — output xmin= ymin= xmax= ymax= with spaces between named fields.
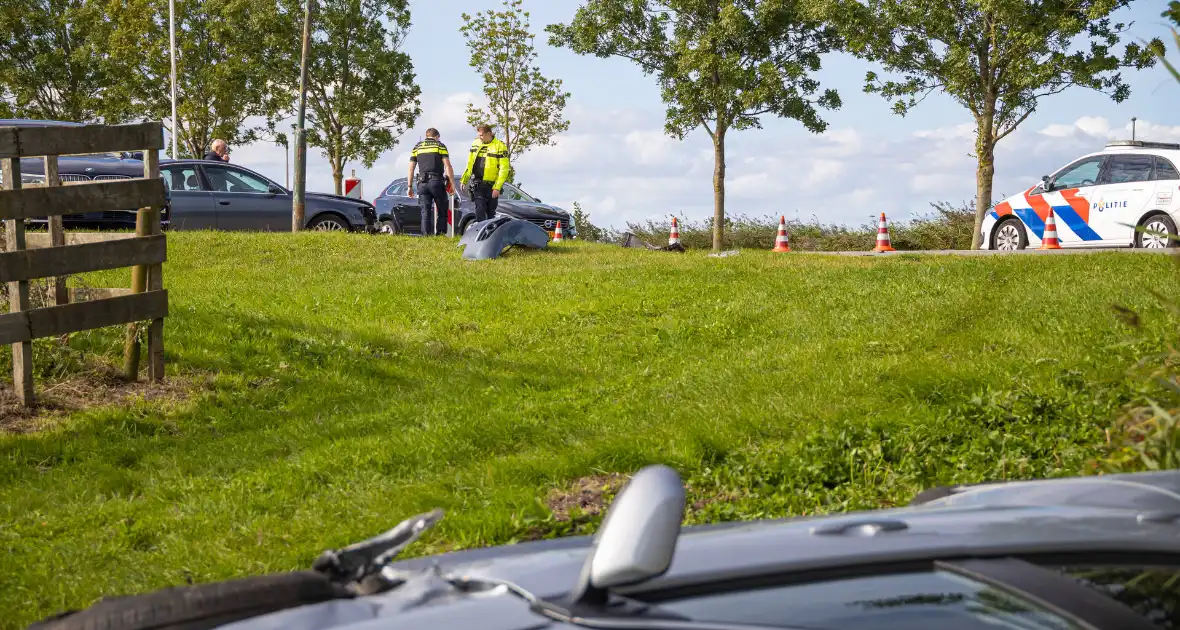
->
xmin=374 ymin=177 xmax=577 ymax=238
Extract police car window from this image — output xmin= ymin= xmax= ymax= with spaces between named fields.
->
xmin=387 ymin=181 xmax=408 ymax=196
xmin=1155 ymin=157 xmax=1180 ymax=181
xmin=1106 ymin=155 xmax=1155 ymax=184
xmin=1052 ymin=157 xmax=1104 ymax=189
xmin=203 ymin=165 xmax=272 ymax=194
xmin=650 ymin=569 xmax=1084 ymax=630
xmin=1050 ymin=565 xmax=1180 ymax=628
xmin=162 ymin=167 xmax=203 ymax=192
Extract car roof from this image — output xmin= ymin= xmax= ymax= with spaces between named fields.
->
xmin=1098 ymin=140 xmax=1180 ymax=161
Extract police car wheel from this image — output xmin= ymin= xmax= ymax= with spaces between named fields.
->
xmin=992 ymin=219 xmax=1027 ymax=251
xmin=1136 ymin=214 xmax=1177 ymax=249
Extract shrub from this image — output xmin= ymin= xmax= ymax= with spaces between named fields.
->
xmin=617 ymin=200 xmax=977 ymax=251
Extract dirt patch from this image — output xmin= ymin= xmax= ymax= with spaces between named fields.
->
xmin=546 ymin=473 xmax=630 ymax=521
xmin=0 ymin=364 xmax=209 ymax=434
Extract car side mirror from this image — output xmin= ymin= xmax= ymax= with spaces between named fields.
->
xmin=1040 ymin=175 xmax=1051 ymax=191
xmin=268 ymin=184 xmax=283 ymax=195
xmin=534 ymin=198 xmax=542 ymax=203
xmin=534 ymin=465 xmax=685 ymax=618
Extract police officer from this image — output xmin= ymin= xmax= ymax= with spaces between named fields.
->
xmin=460 ymin=124 xmax=510 ymax=223
xmin=407 ymin=128 xmax=457 ymax=236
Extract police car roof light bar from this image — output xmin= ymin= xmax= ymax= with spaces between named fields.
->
xmin=1105 ymin=140 xmax=1180 ymax=151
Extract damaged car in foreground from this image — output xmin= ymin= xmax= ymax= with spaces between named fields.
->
xmin=30 ymin=466 xmax=1180 ymax=630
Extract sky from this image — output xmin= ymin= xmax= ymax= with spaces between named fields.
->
xmin=220 ymin=0 xmax=1180 ymax=231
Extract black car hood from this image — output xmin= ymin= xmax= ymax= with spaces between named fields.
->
xmin=306 ymin=191 xmax=373 ymax=207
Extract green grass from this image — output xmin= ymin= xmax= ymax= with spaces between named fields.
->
xmin=1 ymin=233 xmax=1178 ymax=625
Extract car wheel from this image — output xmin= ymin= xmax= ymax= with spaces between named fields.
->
xmin=991 ymin=218 xmax=1027 ymax=251
xmin=379 ymin=219 xmax=398 ymax=234
xmin=1136 ymin=213 xmax=1177 ymax=248
xmin=308 ymin=214 xmax=350 ymax=232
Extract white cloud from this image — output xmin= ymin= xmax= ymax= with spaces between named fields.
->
xmin=221 ymin=95 xmax=1180 ymax=230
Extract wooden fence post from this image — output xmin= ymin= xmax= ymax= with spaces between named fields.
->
xmin=45 ymin=156 xmax=68 ymax=307
xmin=2 ymin=157 xmax=34 ymax=405
xmin=145 ymin=150 xmax=164 ymax=382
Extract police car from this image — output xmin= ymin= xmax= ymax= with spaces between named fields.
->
xmin=981 ymin=140 xmax=1180 ymax=250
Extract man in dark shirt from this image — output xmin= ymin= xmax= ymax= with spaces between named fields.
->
xmin=203 ymin=139 xmax=229 ymax=162
xmin=407 ymin=128 xmax=457 ymax=236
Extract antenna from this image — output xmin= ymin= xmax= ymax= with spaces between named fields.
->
xmin=1132 ymin=117 xmax=1137 ymax=141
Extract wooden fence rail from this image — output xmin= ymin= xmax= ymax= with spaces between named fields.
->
xmin=0 ymin=121 xmax=167 ymax=407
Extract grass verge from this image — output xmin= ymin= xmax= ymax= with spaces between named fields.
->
xmin=1 ymin=232 xmax=1177 ymax=625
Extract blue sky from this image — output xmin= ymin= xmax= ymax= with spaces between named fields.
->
xmin=232 ymin=0 xmax=1180 ymax=230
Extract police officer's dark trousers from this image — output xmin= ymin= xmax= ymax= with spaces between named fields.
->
xmin=472 ymin=182 xmax=499 ymax=223
xmin=418 ymin=176 xmax=447 ymax=236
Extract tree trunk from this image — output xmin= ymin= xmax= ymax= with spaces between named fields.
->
xmin=331 ymin=155 xmax=343 ymax=196
xmin=971 ymin=110 xmax=997 ymax=250
xmin=712 ymin=126 xmax=726 ymax=252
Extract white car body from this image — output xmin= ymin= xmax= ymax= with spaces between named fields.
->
xmin=980 ymin=140 xmax=1180 ymax=250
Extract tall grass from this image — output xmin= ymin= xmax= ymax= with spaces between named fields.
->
xmin=578 ymin=200 xmax=977 ymax=251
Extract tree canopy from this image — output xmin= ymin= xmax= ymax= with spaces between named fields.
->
xmin=102 ymin=0 xmax=292 ymax=157
xmin=279 ymin=0 xmax=421 ymax=195
xmin=548 ymin=0 xmax=840 ymax=251
xmin=829 ymin=0 xmax=1164 ymax=248
xmin=461 ymin=0 xmax=570 ymax=186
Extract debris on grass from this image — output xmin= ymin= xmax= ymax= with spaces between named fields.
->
xmin=545 ymin=473 xmax=630 ymax=522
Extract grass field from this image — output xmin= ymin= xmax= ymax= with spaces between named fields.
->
xmin=2 ymin=232 xmax=1178 ymax=625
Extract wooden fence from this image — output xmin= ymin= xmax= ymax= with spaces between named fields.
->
xmin=0 ymin=121 xmax=168 ymax=407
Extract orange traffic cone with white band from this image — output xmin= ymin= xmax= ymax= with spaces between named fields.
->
xmin=874 ymin=213 xmax=896 ymax=252
xmin=1039 ymin=209 xmax=1062 ymax=249
xmin=669 ymin=217 xmax=681 ymax=246
xmin=773 ymin=216 xmax=791 ymax=252
xmin=553 ymin=221 xmax=564 ymax=242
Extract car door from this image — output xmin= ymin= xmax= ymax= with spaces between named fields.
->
xmin=201 ymin=163 xmax=290 ymax=231
xmin=1152 ymin=156 xmax=1180 ymax=214
xmin=1033 ymin=155 xmax=1108 ymax=246
xmin=384 ymin=180 xmax=420 ymax=234
xmin=160 ymin=165 xmax=217 ymax=230
xmin=1085 ymin=154 xmax=1156 ymax=245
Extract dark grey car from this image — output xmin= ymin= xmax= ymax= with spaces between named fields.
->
xmin=32 ymin=466 xmax=1180 ymax=630
xmin=161 ymin=159 xmax=376 ymax=232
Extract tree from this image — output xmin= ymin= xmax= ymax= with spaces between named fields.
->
xmin=548 ymin=0 xmax=840 ymax=251
xmin=460 ymin=0 xmax=570 ymax=185
xmin=101 ymin=0 xmax=292 ymax=157
xmin=279 ymin=0 xmax=421 ymax=195
xmin=1162 ymin=2 xmax=1180 ymax=83
xmin=829 ymin=0 xmax=1164 ymax=250
xmin=0 ymin=0 xmax=121 ymax=122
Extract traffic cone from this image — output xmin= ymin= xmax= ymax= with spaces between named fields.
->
xmin=873 ymin=212 xmax=896 ymax=252
xmin=773 ymin=216 xmax=791 ymax=252
xmin=669 ymin=217 xmax=681 ymax=246
xmin=1039 ymin=209 xmax=1062 ymax=249
xmin=553 ymin=220 xmax=564 ymax=242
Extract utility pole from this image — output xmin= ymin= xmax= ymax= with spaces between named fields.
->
xmin=293 ymin=0 xmax=314 ymax=231
xmin=169 ymin=0 xmax=178 ymax=160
